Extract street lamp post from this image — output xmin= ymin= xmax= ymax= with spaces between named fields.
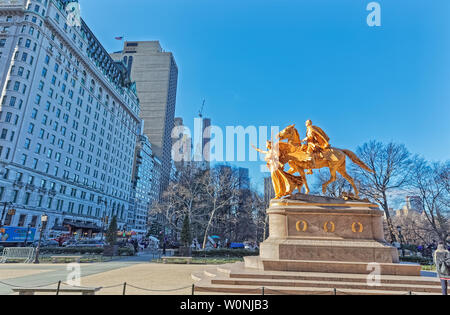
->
xmin=397 ymin=226 xmax=405 ymax=258
xmin=34 ymin=214 xmax=48 ymax=264
xmin=23 ymin=224 xmax=32 ymax=247
xmin=99 ymin=199 xmax=107 ymax=241
xmin=162 ymin=225 xmax=167 ymax=256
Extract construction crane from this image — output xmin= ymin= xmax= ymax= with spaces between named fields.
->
xmin=198 ymin=99 xmax=206 ymax=118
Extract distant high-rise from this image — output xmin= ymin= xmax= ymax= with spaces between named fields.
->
xmin=173 ymin=117 xmax=192 ymax=169
xmin=173 ymin=116 xmax=211 ymax=169
xmin=264 ymin=177 xmax=275 ymax=207
xmin=396 ymin=196 xmax=424 ymax=217
xmin=202 ymin=118 xmax=211 ymax=165
xmin=111 ymin=41 xmax=178 ymax=193
xmin=237 ymin=167 xmax=250 ymax=191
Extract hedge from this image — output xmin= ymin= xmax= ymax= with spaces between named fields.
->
xmin=400 ymin=256 xmax=433 ymax=265
xmin=117 ymin=247 xmax=135 ymax=256
xmin=192 ymin=249 xmax=259 ymax=258
xmin=39 ymin=247 xmax=135 ymax=256
xmin=40 ymin=247 xmax=104 ymax=255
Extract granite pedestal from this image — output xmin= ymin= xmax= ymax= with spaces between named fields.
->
xmin=245 ymin=194 xmax=420 ymax=276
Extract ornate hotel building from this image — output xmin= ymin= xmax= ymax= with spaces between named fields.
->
xmin=0 ymin=0 xmax=142 ymax=238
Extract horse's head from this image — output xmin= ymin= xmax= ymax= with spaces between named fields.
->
xmin=278 ymin=124 xmax=300 ymax=143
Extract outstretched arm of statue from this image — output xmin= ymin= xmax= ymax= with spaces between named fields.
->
xmin=251 ymin=144 xmax=268 ymax=154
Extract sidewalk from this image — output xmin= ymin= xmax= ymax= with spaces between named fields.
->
xmin=0 ymin=252 xmax=158 ymax=295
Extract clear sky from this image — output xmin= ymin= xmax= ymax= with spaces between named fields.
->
xmin=79 ymin=0 xmax=450 ymax=192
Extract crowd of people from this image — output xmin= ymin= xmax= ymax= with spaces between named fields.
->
xmin=416 ymin=240 xmax=450 ymax=258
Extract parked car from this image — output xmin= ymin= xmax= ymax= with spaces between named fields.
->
xmin=66 ymin=239 xmax=105 ymax=248
xmin=244 ymin=242 xmax=258 ymax=250
xmin=62 ymin=239 xmax=77 ymax=247
xmin=32 ymin=239 xmax=59 ymax=247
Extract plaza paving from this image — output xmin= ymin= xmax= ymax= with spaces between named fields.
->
xmin=0 ymin=253 xmax=440 ymax=295
xmin=0 ymin=253 xmax=211 ymax=295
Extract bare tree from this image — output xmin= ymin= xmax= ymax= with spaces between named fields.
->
xmin=352 ymin=141 xmax=413 ymax=242
xmin=409 ymin=159 xmax=449 ymax=243
xmin=234 ymin=189 xmax=257 ymax=242
xmin=150 ymin=163 xmax=209 ymax=239
xmin=392 ymin=213 xmax=436 ymax=245
xmin=251 ymin=190 xmax=268 ymax=243
xmin=202 ymin=166 xmax=240 ymax=249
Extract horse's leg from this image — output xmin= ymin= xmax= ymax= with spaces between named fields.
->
xmin=322 ymin=167 xmax=337 ymax=195
xmin=290 ymin=162 xmax=309 ymax=194
xmin=337 ymin=164 xmax=359 ymax=197
xmin=298 ymin=168 xmax=310 ymax=194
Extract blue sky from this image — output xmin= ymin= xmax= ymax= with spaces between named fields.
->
xmin=79 ymin=0 xmax=450 ymax=192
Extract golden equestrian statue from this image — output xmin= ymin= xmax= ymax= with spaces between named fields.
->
xmin=253 ymin=121 xmax=374 ymax=199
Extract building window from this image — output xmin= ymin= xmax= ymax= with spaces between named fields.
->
xmin=4 ymin=214 xmax=13 ymax=226
xmin=30 ymin=216 xmax=38 ymax=227
xmin=24 ymin=138 xmax=31 ymax=149
xmin=23 ymin=193 xmax=30 ymax=206
xmin=18 ymin=214 xmax=26 ymax=226
xmin=20 ymin=154 xmax=27 ymax=165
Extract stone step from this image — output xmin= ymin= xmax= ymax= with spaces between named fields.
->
xmin=210 ymin=277 xmax=441 ymax=293
xmin=217 ymin=263 xmax=440 ymax=286
xmin=193 ymin=283 xmax=440 ymax=296
xmin=244 ymin=256 xmax=422 ymax=276
xmin=192 ymin=263 xmax=441 ymax=295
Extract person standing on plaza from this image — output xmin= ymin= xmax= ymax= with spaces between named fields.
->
xmin=433 ymin=242 xmax=450 ymax=295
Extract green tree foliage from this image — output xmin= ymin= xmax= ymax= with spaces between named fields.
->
xmin=180 ymin=214 xmax=192 ymax=246
xmin=106 ymin=215 xmax=118 ymax=245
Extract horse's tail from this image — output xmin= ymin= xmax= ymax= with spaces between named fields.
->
xmin=339 ymin=149 xmax=374 ymax=173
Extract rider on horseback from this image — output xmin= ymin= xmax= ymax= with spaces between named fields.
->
xmin=302 ymin=120 xmax=331 ymax=175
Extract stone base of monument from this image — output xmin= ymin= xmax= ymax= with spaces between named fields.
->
xmin=192 ymin=194 xmax=439 ymax=294
xmin=246 ymin=194 xmax=421 ymax=276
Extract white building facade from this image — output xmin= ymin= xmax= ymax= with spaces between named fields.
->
xmin=0 ymin=0 xmax=141 ymax=240
xmin=129 ymin=132 xmax=161 ymax=235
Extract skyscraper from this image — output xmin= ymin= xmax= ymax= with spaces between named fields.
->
xmin=173 ymin=116 xmax=212 ymax=169
xmin=173 ymin=117 xmax=191 ymax=169
xmin=264 ymin=176 xmax=275 ymax=207
xmin=111 ymin=41 xmax=178 ymax=194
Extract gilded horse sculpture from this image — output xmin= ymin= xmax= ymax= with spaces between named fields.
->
xmin=276 ymin=123 xmax=374 ymax=197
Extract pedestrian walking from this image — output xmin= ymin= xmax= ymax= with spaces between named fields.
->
xmin=433 ymin=242 xmax=450 ymax=295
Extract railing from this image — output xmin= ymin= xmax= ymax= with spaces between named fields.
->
xmin=0 ymin=0 xmax=27 ymax=9
xmin=0 ymin=247 xmax=35 ymax=264
xmin=0 ymin=278 xmax=423 ymax=296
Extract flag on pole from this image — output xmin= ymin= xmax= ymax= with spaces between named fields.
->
xmin=115 ymin=36 xmax=124 ymax=41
